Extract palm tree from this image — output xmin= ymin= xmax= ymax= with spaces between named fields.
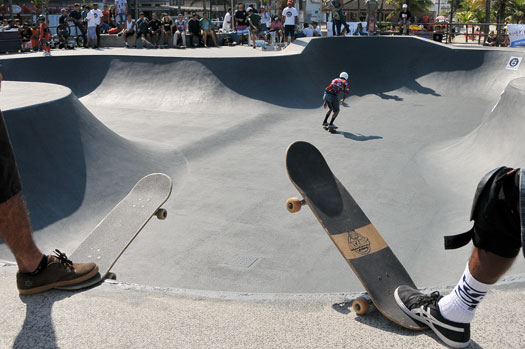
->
xmin=507 ymin=0 xmax=525 ymax=23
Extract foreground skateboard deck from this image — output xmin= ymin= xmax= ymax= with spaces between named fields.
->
xmin=57 ymin=173 xmax=172 ymax=290
xmin=285 ymin=141 xmax=426 ymax=330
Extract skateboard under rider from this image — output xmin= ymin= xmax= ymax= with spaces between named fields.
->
xmin=285 ymin=141 xmax=426 ymax=330
xmin=56 ymin=173 xmax=172 ymax=290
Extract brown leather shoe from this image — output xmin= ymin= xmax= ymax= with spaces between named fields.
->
xmin=17 ymin=249 xmax=98 ymax=295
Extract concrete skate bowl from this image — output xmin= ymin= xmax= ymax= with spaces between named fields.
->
xmin=0 ymin=82 xmax=187 ymax=255
xmin=1 ymin=37 xmax=524 ymax=294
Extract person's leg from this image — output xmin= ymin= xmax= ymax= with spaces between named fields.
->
xmin=335 ymin=20 xmax=341 ymax=36
xmin=0 ymin=194 xmax=43 ymax=272
xmin=468 ymin=246 xmax=515 ymax=284
xmin=96 ymin=25 xmax=100 ymax=47
xmin=395 ymin=167 xmax=522 ymax=348
xmin=322 ymin=109 xmax=332 ymax=125
xmin=181 ymin=32 xmax=186 ymax=47
xmin=203 ymin=31 xmax=208 ymax=47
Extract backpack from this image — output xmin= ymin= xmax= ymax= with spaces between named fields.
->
xmin=108 ymin=27 xmax=118 ymax=34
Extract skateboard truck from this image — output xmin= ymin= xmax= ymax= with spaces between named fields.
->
xmin=286 ymin=197 xmax=305 ymax=213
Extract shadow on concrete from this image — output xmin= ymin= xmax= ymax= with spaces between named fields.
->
xmin=376 ymin=92 xmax=404 ymax=101
xmin=331 ymin=300 xmax=422 ymax=337
xmin=15 ymin=291 xmax=72 ymax=349
xmin=405 ymin=80 xmax=441 ymax=96
xmin=333 ymin=130 xmax=383 ymax=141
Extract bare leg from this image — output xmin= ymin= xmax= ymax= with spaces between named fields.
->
xmin=0 ymin=194 xmax=43 ymax=272
xmin=469 ymin=247 xmax=516 ymax=284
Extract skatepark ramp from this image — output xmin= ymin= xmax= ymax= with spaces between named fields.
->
xmin=0 ymin=82 xmax=186 ymax=253
xmin=1 ymin=37 xmax=524 ymax=293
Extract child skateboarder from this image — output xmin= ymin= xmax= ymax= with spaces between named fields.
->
xmin=322 ymin=72 xmax=349 ymax=130
xmin=37 ymin=15 xmax=51 ymax=56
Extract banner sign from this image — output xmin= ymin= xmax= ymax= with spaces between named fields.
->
xmin=508 ymin=24 xmax=525 ymax=48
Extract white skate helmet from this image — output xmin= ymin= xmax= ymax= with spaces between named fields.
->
xmin=340 ymin=72 xmax=349 ymax=80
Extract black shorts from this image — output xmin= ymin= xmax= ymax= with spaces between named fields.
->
xmin=0 ymin=111 xmax=22 ymax=203
xmin=124 ymin=30 xmax=135 ymax=38
xmin=284 ymin=25 xmax=295 ymax=37
xmin=472 ymin=167 xmax=522 ymax=258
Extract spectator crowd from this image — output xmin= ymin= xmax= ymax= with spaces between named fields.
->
xmin=1 ymin=1 xmax=512 ymax=55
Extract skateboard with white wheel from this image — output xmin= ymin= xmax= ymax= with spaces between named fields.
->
xmin=56 ymin=173 xmax=172 ymax=290
xmin=285 ymin=141 xmax=426 ymax=330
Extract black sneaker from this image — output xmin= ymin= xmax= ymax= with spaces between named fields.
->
xmin=322 ymin=122 xmax=328 ymax=126
xmin=395 ymin=286 xmax=470 ymax=348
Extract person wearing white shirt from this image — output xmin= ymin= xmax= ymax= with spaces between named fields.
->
xmin=86 ymin=3 xmax=103 ymax=48
xmin=303 ymin=21 xmax=321 ymax=37
xmin=281 ymin=0 xmax=298 ymax=43
xmin=222 ymin=8 xmax=232 ymax=31
xmin=259 ymin=6 xmax=269 ymax=31
xmin=115 ymin=0 xmax=128 ymax=29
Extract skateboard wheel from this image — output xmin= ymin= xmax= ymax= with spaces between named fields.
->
xmin=286 ymin=197 xmax=302 ymax=213
xmin=353 ymin=296 xmax=370 ymax=315
xmin=106 ymin=272 xmax=117 ymax=280
xmin=155 ymin=208 xmax=168 ymax=220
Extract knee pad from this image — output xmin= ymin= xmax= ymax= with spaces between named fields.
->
xmin=445 ymin=167 xmax=522 ymax=258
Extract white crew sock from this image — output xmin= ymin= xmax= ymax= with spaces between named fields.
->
xmin=438 ymin=262 xmax=492 ymax=323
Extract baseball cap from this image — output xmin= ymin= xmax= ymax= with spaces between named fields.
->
xmin=402 ymin=4 xmax=408 ymax=8
xmin=247 ymin=7 xmax=253 ymax=12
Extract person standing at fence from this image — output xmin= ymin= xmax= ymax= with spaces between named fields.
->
xmin=88 ymin=3 xmax=103 ymax=48
xmin=69 ymin=4 xmax=87 ymax=47
xmin=259 ymin=6 xmax=269 ymax=32
xmin=223 ymin=8 xmax=233 ymax=31
xmin=235 ymin=3 xmax=249 ymax=45
xmin=115 ymin=0 xmax=128 ymax=30
xmin=282 ymin=0 xmax=298 ymax=44
xmin=247 ymin=7 xmax=262 ymax=49
xmin=398 ymin=4 xmax=412 ymax=35
xmin=330 ymin=0 xmax=350 ymax=36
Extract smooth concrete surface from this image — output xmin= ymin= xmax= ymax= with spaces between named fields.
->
xmin=1 ymin=264 xmax=525 ymax=348
xmin=1 ymin=37 xmax=525 ymax=295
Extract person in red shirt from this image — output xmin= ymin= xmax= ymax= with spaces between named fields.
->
xmin=30 ymin=23 xmax=40 ymax=51
xmin=322 ymin=72 xmax=350 ymax=129
xmin=37 ymin=15 xmax=51 ymax=56
xmin=101 ymin=5 xmax=111 ymax=33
